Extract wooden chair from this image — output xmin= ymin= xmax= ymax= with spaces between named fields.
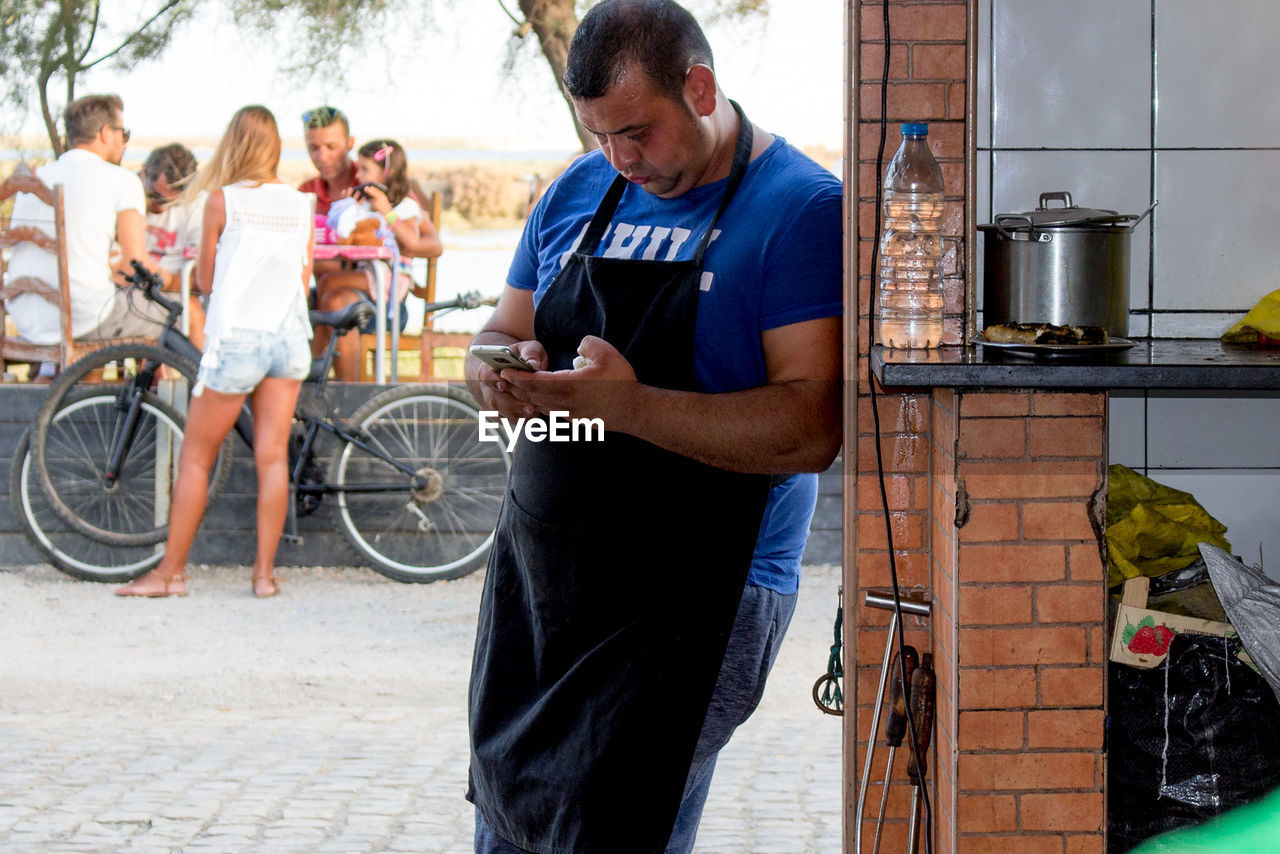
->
xmin=0 ymin=164 xmax=73 ymax=381
xmin=359 ymin=191 xmax=472 ymax=381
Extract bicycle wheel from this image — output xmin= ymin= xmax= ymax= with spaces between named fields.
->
xmin=9 ymin=427 xmax=162 ymax=582
xmin=36 ymin=389 xmax=187 ymax=547
xmin=34 ymin=384 xmax=232 ymax=547
xmin=329 ymin=384 xmax=510 ymax=582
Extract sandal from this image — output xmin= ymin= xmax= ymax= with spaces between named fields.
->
xmin=253 ymin=575 xmax=282 ymax=599
xmin=116 ymin=570 xmax=189 ymax=598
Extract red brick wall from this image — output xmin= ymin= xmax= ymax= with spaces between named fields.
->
xmin=949 ymin=392 xmax=1108 ymax=853
xmin=849 ymin=0 xmax=967 ymax=850
xmin=847 ymin=1 xmax=1112 ymax=851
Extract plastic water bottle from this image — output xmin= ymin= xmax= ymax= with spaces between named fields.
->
xmin=877 ymin=123 xmax=944 ymax=348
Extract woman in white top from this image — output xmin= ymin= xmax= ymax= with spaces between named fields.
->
xmin=118 ymin=105 xmax=314 ymax=599
xmin=312 ymin=138 xmax=443 ymax=380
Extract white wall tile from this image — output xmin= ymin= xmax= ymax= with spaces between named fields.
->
xmin=1152 ymin=470 xmax=1280 ymax=579
xmin=1156 ymin=0 xmax=1280 ymax=148
xmin=1108 ymin=393 xmax=1147 ymax=466
xmin=1146 ymin=395 xmax=1280 ymax=468
xmin=1150 ymin=312 xmax=1243 ymax=339
xmin=975 ymin=149 xmax=992 ymax=331
xmin=992 ymin=0 xmax=1151 ymax=149
xmin=1130 ymin=307 xmax=1153 ymax=340
xmin=978 ymin=0 xmax=992 ymax=148
xmin=1153 ymin=150 xmax=1280 ymax=312
xmin=977 ymin=150 xmax=992 ymax=226
xmin=986 ymin=150 xmax=1152 ymax=335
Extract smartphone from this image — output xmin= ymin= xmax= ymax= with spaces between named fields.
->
xmin=470 ymin=344 xmax=537 ymax=372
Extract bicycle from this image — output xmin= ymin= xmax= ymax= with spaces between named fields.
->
xmin=15 ymin=262 xmax=508 ymax=584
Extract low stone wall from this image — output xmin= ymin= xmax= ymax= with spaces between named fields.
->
xmin=0 ymin=385 xmax=841 ymax=571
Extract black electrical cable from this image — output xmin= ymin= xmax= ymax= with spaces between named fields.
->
xmin=866 ymin=0 xmax=935 ymax=850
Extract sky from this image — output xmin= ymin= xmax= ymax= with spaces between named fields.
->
xmin=9 ymin=0 xmax=845 ymax=153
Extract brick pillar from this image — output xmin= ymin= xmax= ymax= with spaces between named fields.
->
xmin=948 ymin=392 xmax=1108 ymax=853
xmin=848 ymin=0 xmax=968 ymax=849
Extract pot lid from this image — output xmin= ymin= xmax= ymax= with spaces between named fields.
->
xmin=992 ymin=191 xmax=1136 ymax=228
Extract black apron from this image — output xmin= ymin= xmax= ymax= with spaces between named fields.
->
xmin=468 ymin=104 xmax=771 ymax=854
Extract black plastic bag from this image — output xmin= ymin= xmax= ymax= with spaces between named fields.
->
xmin=1108 ymin=633 xmax=1280 ymax=852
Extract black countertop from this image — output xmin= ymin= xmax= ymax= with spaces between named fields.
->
xmin=872 ymin=339 xmax=1280 ymax=391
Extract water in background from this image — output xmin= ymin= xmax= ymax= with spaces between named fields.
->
xmin=405 ymin=226 xmax=523 ymax=334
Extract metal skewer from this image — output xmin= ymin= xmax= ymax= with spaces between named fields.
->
xmin=854 ymin=591 xmax=932 ymax=854
xmin=871 ymin=645 xmax=917 ymax=854
xmin=906 ymin=653 xmax=936 ymax=854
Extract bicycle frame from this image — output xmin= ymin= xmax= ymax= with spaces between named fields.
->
xmin=85 ymin=270 xmax=492 ymax=545
xmin=27 ymin=267 xmax=505 ymax=580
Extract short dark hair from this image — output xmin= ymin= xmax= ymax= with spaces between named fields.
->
xmin=563 ymin=0 xmax=713 ymax=103
xmin=65 ymin=94 xmax=124 ymax=147
xmin=302 ymin=105 xmax=350 ymax=138
xmin=143 ymin=143 xmax=199 ymax=191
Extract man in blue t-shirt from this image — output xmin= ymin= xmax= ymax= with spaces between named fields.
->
xmin=464 ymin=2 xmax=841 ymax=852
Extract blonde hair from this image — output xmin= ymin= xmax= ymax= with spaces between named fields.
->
xmin=184 ymin=105 xmax=281 ymax=202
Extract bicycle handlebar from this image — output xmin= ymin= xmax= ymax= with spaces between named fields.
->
xmin=423 ymin=290 xmax=499 ymax=314
xmin=126 ymin=260 xmax=183 ymax=319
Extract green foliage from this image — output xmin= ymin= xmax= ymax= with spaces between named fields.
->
xmin=228 ymin=0 xmax=397 ymax=79
xmin=1 ymin=0 xmax=772 ymax=153
xmin=1 ymin=0 xmax=194 ymax=153
xmin=696 ymin=0 xmax=769 ymax=24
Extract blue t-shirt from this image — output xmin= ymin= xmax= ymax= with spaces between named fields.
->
xmin=508 ymin=138 xmax=842 ymax=594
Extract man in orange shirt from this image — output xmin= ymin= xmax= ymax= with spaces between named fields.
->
xmin=298 ymin=105 xmax=356 ymax=215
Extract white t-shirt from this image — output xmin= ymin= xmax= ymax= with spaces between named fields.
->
xmin=146 ymin=193 xmax=205 ymax=275
xmin=392 ymin=195 xmax=422 ymax=223
xmin=202 ymin=182 xmax=314 ymax=349
xmin=5 ymin=149 xmax=146 ymax=344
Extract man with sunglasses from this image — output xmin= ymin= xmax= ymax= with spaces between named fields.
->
xmin=299 ymin=106 xmax=357 ymax=215
xmin=6 ymin=94 xmax=173 ymax=357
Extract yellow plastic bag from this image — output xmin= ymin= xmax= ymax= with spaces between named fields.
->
xmin=1222 ymin=288 xmax=1280 ymax=344
xmin=1105 ymin=464 xmax=1231 ymax=587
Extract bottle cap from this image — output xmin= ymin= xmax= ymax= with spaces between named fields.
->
xmin=901 ymin=122 xmax=929 ymax=137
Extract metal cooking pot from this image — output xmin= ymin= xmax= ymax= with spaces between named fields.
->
xmin=979 ymin=191 xmax=1155 ymax=338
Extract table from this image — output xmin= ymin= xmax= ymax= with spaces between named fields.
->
xmin=314 ymin=244 xmax=398 ymax=384
xmin=181 ymin=244 xmax=402 ymax=384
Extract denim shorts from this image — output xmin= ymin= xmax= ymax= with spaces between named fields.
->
xmin=195 ymin=323 xmax=311 ymax=396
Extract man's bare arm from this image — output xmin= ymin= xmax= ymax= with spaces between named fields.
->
xmin=113 ymin=209 xmax=150 ymax=283
xmin=464 ymin=285 xmax=541 ymax=420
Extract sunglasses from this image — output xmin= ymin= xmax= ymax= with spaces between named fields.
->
xmin=109 ymin=125 xmax=131 ymax=143
xmin=302 ymin=106 xmax=347 ymax=129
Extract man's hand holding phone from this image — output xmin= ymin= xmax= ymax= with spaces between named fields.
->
xmin=469 ymin=341 xmax=546 ymax=419
xmin=470 ymin=344 xmax=538 ymax=373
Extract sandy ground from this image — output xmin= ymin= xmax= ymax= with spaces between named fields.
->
xmin=0 ymin=562 xmax=843 ymax=717
xmin=0 ymin=563 xmax=482 ymax=714
xmin=0 ymin=562 xmax=845 ymax=851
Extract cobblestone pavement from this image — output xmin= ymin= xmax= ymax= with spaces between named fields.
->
xmin=0 ymin=562 xmax=844 ymax=853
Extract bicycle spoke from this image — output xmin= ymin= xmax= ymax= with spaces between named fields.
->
xmin=331 ymin=387 xmax=509 ymax=582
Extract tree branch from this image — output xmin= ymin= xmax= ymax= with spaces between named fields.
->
xmin=75 ymin=0 xmax=102 ymax=66
xmin=81 ymin=0 xmax=184 ymax=71
xmin=36 ymin=61 xmax=63 ymax=155
xmin=495 ymin=0 xmax=521 ymax=27
xmin=517 ymin=0 xmax=593 ymax=151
